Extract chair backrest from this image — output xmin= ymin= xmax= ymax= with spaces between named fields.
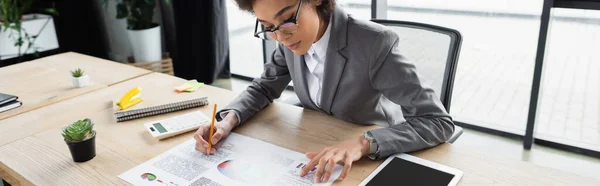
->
xmin=371 ymin=19 xmax=462 ymax=113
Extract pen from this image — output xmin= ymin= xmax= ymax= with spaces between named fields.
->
xmin=207 ymin=104 xmax=217 ymax=154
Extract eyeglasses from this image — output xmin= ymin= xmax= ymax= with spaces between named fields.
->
xmin=254 ymin=0 xmax=303 ymax=40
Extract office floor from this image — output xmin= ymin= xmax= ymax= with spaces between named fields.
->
xmin=212 ymin=77 xmax=600 ymax=181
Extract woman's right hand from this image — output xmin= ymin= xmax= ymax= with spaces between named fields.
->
xmin=194 ymin=112 xmax=238 ymax=155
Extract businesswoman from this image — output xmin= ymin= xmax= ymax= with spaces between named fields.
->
xmin=194 ymin=0 xmax=455 ymax=183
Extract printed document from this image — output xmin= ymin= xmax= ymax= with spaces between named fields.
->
xmin=119 ymin=133 xmax=342 ymax=186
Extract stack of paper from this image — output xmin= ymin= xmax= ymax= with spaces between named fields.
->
xmin=175 ymin=80 xmax=204 ymax=92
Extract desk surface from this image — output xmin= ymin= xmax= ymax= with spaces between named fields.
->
xmin=1 ymin=54 xmax=599 ymax=186
xmin=0 ymin=52 xmax=150 ymax=120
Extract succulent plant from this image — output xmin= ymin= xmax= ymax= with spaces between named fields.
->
xmin=71 ymin=68 xmax=84 ymax=78
xmin=62 ymin=118 xmax=94 ymax=142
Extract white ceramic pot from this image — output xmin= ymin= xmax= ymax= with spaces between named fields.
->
xmin=72 ymin=75 xmax=89 ymax=88
xmin=126 ymin=25 xmax=162 ymax=62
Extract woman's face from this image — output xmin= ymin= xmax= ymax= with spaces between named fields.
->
xmin=253 ymin=0 xmax=322 ymax=55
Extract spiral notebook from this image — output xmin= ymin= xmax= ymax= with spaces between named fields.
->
xmin=114 ymin=97 xmax=209 ymax=122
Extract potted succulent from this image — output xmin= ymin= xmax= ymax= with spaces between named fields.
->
xmin=71 ymin=68 xmax=89 ymax=88
xmin=62 ymin=118 xmax=96 ymax=162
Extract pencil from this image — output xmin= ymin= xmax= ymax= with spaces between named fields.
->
xmin=207 ymin=104 xmax=217 ymax=154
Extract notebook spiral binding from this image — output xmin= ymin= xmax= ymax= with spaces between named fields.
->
xmin=115 ymin=97 xmax=209 ymax=122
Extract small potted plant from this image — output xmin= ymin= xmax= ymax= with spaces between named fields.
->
xmin=71 ymin=68 xmax=89 ymax=88
xmin=62 ymin=118 xmax=96 ymax=162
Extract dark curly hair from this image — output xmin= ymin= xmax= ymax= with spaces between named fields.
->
xmin=234 ymin=0 xmax=336 ymax=22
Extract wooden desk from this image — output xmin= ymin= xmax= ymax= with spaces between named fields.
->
xmin=0 ymin=54 xmax=599 ymax=186
xmin=1 ymin=75 xmax=600 ymax=185
xmin=0 ymin=72 xmax=239 ymax=185
xmin=0 ymin=52 xmax=151 ymax=120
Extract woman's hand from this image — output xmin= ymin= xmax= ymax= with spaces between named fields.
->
xmin=193 ymin=112 xmax=238 ymax=155
xmin=299 ymin=136 xmax=371 ymax=183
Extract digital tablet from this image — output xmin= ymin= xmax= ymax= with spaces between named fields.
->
xmin=359 ymin=154 xmax=463 ymax=186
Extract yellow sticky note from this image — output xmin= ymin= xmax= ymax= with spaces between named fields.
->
xmin=175 ymin=84 xmax=193 ymax=92
xmin=184 ymin=82 xmax=204 ymax=92
xmin=175 ymin=80 xmax=203 ymax=92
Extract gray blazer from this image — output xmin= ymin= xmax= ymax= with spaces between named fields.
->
xmin=218 ymin=6 xmax=455 ymax=159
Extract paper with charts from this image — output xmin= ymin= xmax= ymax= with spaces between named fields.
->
xmin=119 ymin=133 xmax=342 ymax=186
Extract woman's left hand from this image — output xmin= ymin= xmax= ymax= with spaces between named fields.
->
xmin=299 ymin=136 xmax=371 ymax=183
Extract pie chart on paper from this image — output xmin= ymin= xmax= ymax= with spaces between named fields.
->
xmin=217 ymin=159 xmax=267 ymax=183
xmin=141 ymin=173 xmax=157 ymax=181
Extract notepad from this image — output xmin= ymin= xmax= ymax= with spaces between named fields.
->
xmin=0 ymin=93 xmax=21 ymax=113
xmin=0 ymin=100 xmax=22 ymax=113
xmin=114 ymin=97 xmax=209 ymax=122
xmin=0 ymin=92 xmax=18 ymax=106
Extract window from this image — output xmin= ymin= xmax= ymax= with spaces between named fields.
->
xmin=226 ymin=0 xmax=265 ymax=78
xmin=535 ymin=8 xmax=600 ymax=151
xmin=387 ymin=0 xmax=544 ymax=135
xmin=338 ymin=0 xmax=371 ymax=20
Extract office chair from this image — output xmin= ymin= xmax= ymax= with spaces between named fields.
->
xmin=371 ymin=19 xmax=463 ymax=143
xmin=282 ymin=19 xmax=464 ymax=143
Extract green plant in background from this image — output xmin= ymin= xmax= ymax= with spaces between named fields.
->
xmin=0 ymin=0 xmax=57 ymax=62
xmin=62 ymin=118 xmax=95 ymax=142
xmin=71 ymin=68 xmax=84 ymax=78
xmin=104 ymin=0 xmax=171 ymax=30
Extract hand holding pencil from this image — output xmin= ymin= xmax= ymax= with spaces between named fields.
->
xmin=193 ymin=104 xmax=237 ymax=155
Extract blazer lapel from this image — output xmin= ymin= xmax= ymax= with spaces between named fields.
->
xmin=319 ymin=6 xmax=349 ymax=115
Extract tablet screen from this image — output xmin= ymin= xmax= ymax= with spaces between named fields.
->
xmin=365 ymin=157 xmax=455 ymax=186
